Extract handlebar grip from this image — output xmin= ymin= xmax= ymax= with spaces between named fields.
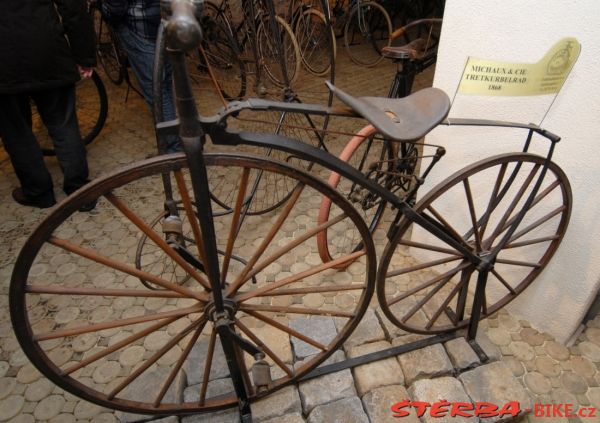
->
xmin=161 ymin=0 xmax=203 ymax=51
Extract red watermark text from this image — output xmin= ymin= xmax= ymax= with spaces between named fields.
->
xmin=390 ymin=400 xmax=597 ymax=419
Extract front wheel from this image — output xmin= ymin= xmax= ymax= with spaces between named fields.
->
xmin=10 ymin=152 xmax=376 ymax=414
xmin=344 ymin=1 xmax=392 ymax=67
xmin=377 ymin=153 xmax=572 ymax=334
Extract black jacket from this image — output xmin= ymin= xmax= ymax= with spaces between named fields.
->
xmin=0 ymin=0 xmax=96 ymax=94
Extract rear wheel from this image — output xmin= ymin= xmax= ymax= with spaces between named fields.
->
xmin=377 ymin=153 xmax=572 ymax=334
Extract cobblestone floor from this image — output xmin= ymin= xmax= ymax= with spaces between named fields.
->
xmin=1 ymin=47 xmax=599 ymax=423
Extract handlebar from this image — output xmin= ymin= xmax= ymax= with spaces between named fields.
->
xmin=390 ymin=18 xmax=442 ymax=42
xmin=160 ymin=0 xmax=203 ymax=51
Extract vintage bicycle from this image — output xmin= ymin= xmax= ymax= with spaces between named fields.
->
xmin=10 ymin=0 xmax=572 ymax=420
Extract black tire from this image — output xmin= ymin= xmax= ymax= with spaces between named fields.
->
xmin=39 ymin=71 xmax=108 ymax=156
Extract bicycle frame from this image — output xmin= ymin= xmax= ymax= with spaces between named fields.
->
xmin=159 ymin=0 xmax=563 ymax=418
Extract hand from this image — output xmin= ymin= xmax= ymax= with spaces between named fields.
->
xmin=77 ymin=65 xmax=94 ymax=79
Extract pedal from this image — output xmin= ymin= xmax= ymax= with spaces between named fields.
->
xmin=251 ymin=353 xmax=271 ymax=393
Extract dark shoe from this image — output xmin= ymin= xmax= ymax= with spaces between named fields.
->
xmin=12 ymin=188 xmax=56 ymax=209
xmin=78 ymin=198 xmax=98 ymax=212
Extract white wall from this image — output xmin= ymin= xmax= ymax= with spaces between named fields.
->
xmin=425 ymin=0 xmax=600 ymax=342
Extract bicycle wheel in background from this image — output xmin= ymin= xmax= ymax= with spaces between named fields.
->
xmin=344 ymin=1 xmax=392 ymax=67
xmin=91 ymin=5 xmax=125 ymax=85
xmin=377 ymin=153 xmax=572 ymax=334
xmin=10 ymin=153 xmax=375 ymax=414
xmin=294 ymin=8 xmax=336 ymax=77
xmin=38 ymin=71 xmax=108 ymax=156
xmin=191 ymin=17 xmax=247 ymax=101
xmin=258 ymin=15 xmax=301 ymax=87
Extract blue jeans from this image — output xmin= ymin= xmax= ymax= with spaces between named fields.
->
xmin=116 ymin=27 xmax=181 ymax=153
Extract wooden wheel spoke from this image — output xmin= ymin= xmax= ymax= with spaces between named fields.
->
xmin=389 ymin=261 xmax=471 ymax=307
xmin=463 ymin=178 xmax=483 ymax=250
xmin=104 ymin=192 xmax=211 ymax=291
xmin=235 ymin=319 xmax=294 ymax=378
xmin=173 ymin=170 xmax=208 ymax=272
xmin=154 ymin=319 xmax=207 ymax=407
xmin=504 ymin=206 xmax=566 ymax=245
xmin=485 ymin=164 xmax=540 ymax=248
xmin=471 ymin=162 xmax=508 ymax=240
xmin=397 ymin=239 xmax=461 ymax=256
xmin=426 ymin=206 xmax=469 ymax=248
xmin=34 ymin=305 xmax=201 ymax=341
xmin=26 ymin=285 xmax=185 ymax=298
xmin=386 ymin=256 xmax=462 ymax=278
xmin=505 ymin=235 xmax=560 ymax=249
xmin=495 ymin=258 xmax=541 ymax=268
xmin=108 ymin=317 xmax=206 ymax=400
xmin=425 ymin=275 xmax=470 ymax=330
xmin=48 ymin=236 xmax=207 ymax=302
xmin=199 ymin=328 xmax=217 ymax=406
xmin=240 ymin=304 xmax=354 ymax=318
xmin=249 ymin=284 xmax=365 ymax=297
xmin=236 ymin=249 xmax=364 ymax=302
xmin=226 ymin=183 xmax=306 ymax=296
xmin=491 ymin=269 xmax=517 ymax=295
xmin=221 ymin=168 xmax=251 ymax=282
xmin=62 ymin=316 xmax=180 ymax=376
xmin=401 ymin=265 xmax=464 ymax=324
xmin=243 ymin=309 xmax=327 ymax=351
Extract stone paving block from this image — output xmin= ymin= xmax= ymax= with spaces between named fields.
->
xmin=185 ymin=337 xmax=230 ymax=385
xmin=298 ymin=367 xmax=357 ymax=414
xmin=459 ymin=361 xmax=532 ymax=422
xmin=584 ymin=327 xmax=600 ymax=345
xmin=588 ymin=387 xmax=600 ymax=408
xmin=181 ymin=408 xmax=239 ymax=423
xmin=262 ymin=412 xmax=305 ymax=423
xmin=297 ymin=351 xmax=356 ymax=414
xmin=184 ymin=378 xmax=234 ymax=402
xmin=251 ymin=385 xmax=302 ymax=422
xmin=289 ymin=316 xmax=337 ymax=360
xmin=245 ymin=325 xmax=293 ymax=366
xmin=116 ymin=367 xmax=185 ymax=422
xmin=348 ymin=341 xmax=404 ymax=395
xmin=397 ymin=344 xmax=453 ymax=385
xmin=544 ymin=341 xmax=571 ymax=361
xmin=509 ymin=341 xmax=536 ymax=362
xmin=578 ymin=341 xmax=600 ymax=362
xmin=408 ymin=377 xmax=475 ymax=423
xmin=476 ymin=330 xmax=502 ymax=361
xmin=362 ymin=385 xmax=419 ymax=423
xmin=444 ymin=338 xmax=480 ymax=371
xmin=336 ymin=309 xmax=385 ymax=349
xmin=307 ymin=396 xmax=369 ymax=423
xmin=524 ymin=372 xmax=552 ymax=394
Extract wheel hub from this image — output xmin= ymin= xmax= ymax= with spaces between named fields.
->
xmin=204 ymin=296 xmax=238 ymax=322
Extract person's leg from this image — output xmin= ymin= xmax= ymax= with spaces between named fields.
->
xmin=32 ymin=84 xmax=90 ymax=195
xmin=116 ymin=27 xmax=182 ymax=152
xmin=0 ymin=92 xmax=56 ymax=205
